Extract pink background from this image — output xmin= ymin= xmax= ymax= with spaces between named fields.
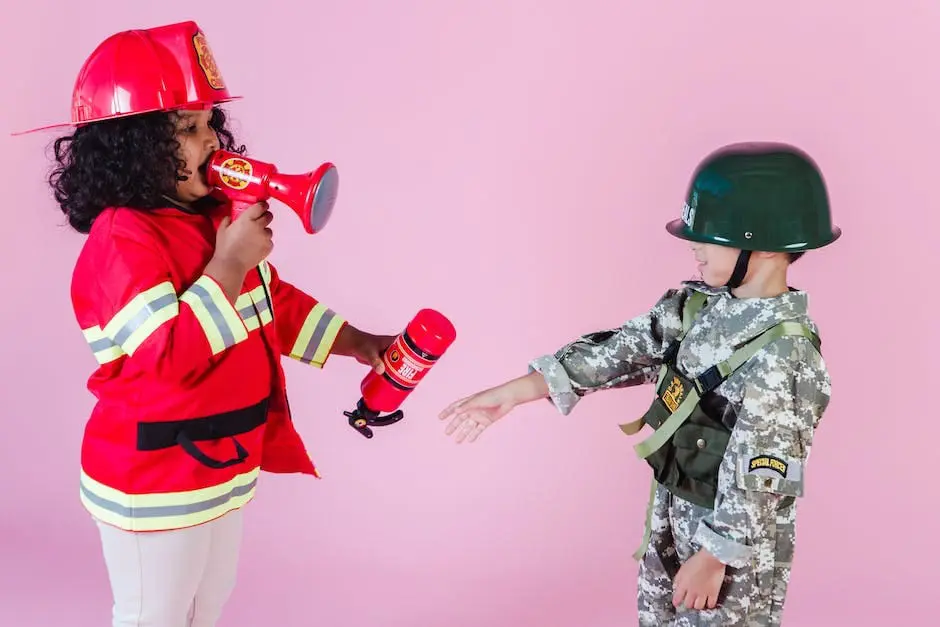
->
xmin=2 ymin=1 xmax=936 ymax=625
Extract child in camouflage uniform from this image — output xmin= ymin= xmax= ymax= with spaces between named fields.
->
xmin=438 ymin=142 xmax=840 ymax=626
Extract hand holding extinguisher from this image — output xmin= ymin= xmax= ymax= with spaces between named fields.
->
xmin=344 ymin=309 xmax=456 ymax=438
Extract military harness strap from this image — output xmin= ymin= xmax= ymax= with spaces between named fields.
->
xmin=633 ymin=320 xmax=818 ymax=461
xmin=621 ymin=291 xmax=821 ymax=561
xmin=618 ymin=291 xmax=707 ymax=437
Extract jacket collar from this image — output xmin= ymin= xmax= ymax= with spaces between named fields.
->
xmin=682 ymin=280 xmax=816 ymax=347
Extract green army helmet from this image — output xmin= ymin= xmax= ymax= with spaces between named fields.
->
xmin=665 ymin=142 xmax=842 ymax=252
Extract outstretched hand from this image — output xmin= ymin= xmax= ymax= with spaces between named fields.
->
xmin=438 ymin=386 xmax=517 ymax=443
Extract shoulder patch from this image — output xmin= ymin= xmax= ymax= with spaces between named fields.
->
xmin=748 ymin=455 xmax=788 ymax=477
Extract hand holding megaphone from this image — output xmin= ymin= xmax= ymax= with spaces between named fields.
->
xmin=205 ymin=150 xmax=339 ymax=234
xmin=214 ymin=201 xmax=274 ymax=270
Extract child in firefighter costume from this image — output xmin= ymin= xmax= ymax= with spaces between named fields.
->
xmin=439 ymin=143 xmax=840 ymax=626
xmin=19 ymin=21 xmax=397 ymax=627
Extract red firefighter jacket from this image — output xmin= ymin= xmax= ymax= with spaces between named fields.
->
xmin=70 ymin=203 xmax=346 ymax=532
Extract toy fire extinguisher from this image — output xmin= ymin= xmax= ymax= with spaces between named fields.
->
xmin=344 ymin=308 xmax=457 ymax=439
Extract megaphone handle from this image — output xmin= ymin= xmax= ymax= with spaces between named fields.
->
xmin=230 ymin=200 xmax=254 ymax=221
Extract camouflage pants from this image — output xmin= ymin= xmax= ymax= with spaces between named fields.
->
xmin=636 ymin=485 xmax=791 ymax=626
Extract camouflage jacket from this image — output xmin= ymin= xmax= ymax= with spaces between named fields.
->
xmin=528 ymin=280 xmax=832 ymax=567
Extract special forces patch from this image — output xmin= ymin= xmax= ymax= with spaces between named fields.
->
xmin=748 ymin=455 xmax=788 ymax=477
xmin=740 ymin=452 xmax=804 ymax=496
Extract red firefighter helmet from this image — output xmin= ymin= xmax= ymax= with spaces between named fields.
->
xmin=13 ymin=21 xmax=240 ymax=135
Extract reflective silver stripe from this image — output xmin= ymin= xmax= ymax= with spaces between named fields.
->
xmin=258 ymin=262 xmax=274 ymax=315
xmin=111 ymin=293 xmax=178 ymax=347
xmin=253 ymin=296 xmax=270 ymax=317
xmin=88 ymin=337 xmax=117 ymax=352
xmin=82 ymin=325 xmax=126 ymax=364
xmin=289 ymin=303 xmax=345 ymax=368
xmin=237 ymin=286 xmax=272 ymax=329
xmin=100 ymin=282 xmax=180 ymax=355
xmin=238 ymin=304 xmax=256 ymax=319
xmin=187 ymin=283 xmax=237 ymax=349
xmin=81 ymin=477 xmax=257 ymax=519
xmin=299 ymin=308 xmax=337 ymax=364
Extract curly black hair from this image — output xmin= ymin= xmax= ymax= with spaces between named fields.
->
xmin=48 ymin=106 xmax=246 ymax=234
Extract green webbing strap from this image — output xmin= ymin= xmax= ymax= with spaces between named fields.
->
xmin=633 ymin=386 xmax=703 ymax=459
xmin=632 ymin=478 xmax=659 ymax=561
xmin=633 ymin=321 xmax=818 ymax=460
xmin=619 ymin=416 xmax=646 ymax=436
xmin=681 ymin=291 xmax=708 ymax=335
xmin=695 ymin=321 xmax=819 ymax=387
xmin=616 ymin=291 xmax=707 ymax=437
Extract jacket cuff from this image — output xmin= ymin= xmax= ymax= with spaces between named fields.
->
xmin=528 ymin=355 xmax=579 ymax=415
xmin=288 ymin=304 xmax=346 ymax=368
xmin=693 ymin=521 xmax=753 ymax=568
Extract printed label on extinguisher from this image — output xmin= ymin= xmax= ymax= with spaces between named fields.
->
xmin=382 ymin=333 xmax=435 ymax=391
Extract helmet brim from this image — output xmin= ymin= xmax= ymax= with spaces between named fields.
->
xmin=665 ymin=218 xmax=843 ymax=251
xmin=10 ymin=96 xmax=243 ymax=137
xmin=664 ymin=219 xmax=724 ymax=245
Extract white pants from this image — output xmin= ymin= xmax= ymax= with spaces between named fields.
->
xmin=94 ymin=509 xmax=244 ymax=627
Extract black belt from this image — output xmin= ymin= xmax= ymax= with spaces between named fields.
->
xmin=136 ymin=398 xmax=269 ymax=469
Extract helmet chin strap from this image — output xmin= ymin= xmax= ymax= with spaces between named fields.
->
xmin=726 ymin=250 xmax=752 ymax=290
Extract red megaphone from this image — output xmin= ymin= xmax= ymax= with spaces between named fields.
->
xmin=205 ymin=150 xmax=338 ymax=234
